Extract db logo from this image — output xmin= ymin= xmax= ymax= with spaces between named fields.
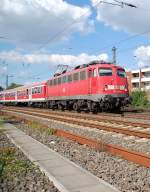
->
xmin=62 ymin=88 xmax=66 ymax=93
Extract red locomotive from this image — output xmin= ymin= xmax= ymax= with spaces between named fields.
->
xmin=0 ymin=61 xmax=130 ymax=112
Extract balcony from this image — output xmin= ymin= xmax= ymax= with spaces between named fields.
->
xmin=131 ymin=76 xmax=150 ymax=83
xmin=141 ymin=77 xmax=150 ymax=82
xmin=131 ymin=77 xmax=139 ymax=83
xmin=145 ymin=86 xmax=150 ymax=90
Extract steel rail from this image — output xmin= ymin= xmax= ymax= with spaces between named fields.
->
xmin=4 ymin=106 xmax=150 ymax=128
xmin=3 ymin=108 xmax=150 ymax=139
xmin=56 ymin=130 xmax=150 ymax=168
xmin=101 ymin=112 xmax=150 ymax=121
xmin=2 ymin=109 xmax=150 ymax=168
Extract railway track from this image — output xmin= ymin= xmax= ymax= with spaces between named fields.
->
xmin=2 ymin=107 xmax=150 ymax=140
xmin=101 ymin=112 xmax=150 ymax=121
xmin=4 ymin=106 xmax=150 ymax=128
xmin=1 ymin=110 xmax=150 ymax=168
xmin=55 ymin=129 xmax=150 ymax=168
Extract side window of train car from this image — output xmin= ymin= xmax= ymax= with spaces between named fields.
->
xmin=99 ymin=68 xmax=112 ymax=76
xmin=37 ymin=87 xmax=40 ymax=94
xmin=80 ymin=71 xmax=86 ymax=80
xmin=58 ymin=77 xmax=61 ymax=85
xmin=62 ymin=76 xmax=66 ymax=83
xmin=68 ymin=74 xmax=72 ymax=83
xmin=40 ymin=87 xmax=42 ymax=93
xmin=47 ymin=80 xmax=50 ymax=86
xmin=52 ymin=80 xmax=54 ymax=86
xmin=73 ymin=73 xmax=79 ymax=82
xmin=32 ymin=88 xmax=35 ymax=94
xmin=54 ymin=78 xmax=57 ymax=86
xmin=88 ymin=69 xmax=93 ymax=78
xmin=34 ymin=88 xmax=37 ymax=94
xmin=50 ymin=80 xmax=53 ymax=86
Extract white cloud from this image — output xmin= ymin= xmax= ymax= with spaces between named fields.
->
xmin=0 ymin=0 xmax=93 ymax=47
xmin=91 ymin=0 xmax=150 ymax=35
xmin=0 ymin=51 xmax=108 ymax=67
xmin=134 ymin=46 xmax=150 ymax=67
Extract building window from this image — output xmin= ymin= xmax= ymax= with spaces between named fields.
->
xmin=132 ymin=73 xmax=139 ymax=78
xmin=132 ymin=83 xmax=139 ymax=88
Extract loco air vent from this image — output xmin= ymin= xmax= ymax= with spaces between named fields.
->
xmin=88 ymin=60 xmax=112 ymax=66
xmin=74 ymin=64 xmax=88 ymax=70
xmin=73 ymin=60 xmax=112 ymax=71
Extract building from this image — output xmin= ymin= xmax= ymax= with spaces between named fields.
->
xmin=126 ymin=71 xmax=132 ymax=93
xmin=126 ymin=67 xmax=150 ymax=101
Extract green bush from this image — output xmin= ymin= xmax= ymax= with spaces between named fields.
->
xmin=131 ymin=90 xmax=149 ymax=107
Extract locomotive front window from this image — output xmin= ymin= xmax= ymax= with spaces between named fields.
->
xmin=117 ymin=69 xmax=126 ymax=78
xmin=99 ymin=68 xmax=112 ymax=76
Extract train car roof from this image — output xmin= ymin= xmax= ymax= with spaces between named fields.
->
xmin=0 ymin=81 xmax=47 ymax=94
xmin=48 ymin=62 xmax=123 ymax=81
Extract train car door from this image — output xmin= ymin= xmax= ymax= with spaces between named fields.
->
xmin=29 ymin=88 xmax=32 ymax=100
xmin=88 ymin=68 xmax=97 ymax=95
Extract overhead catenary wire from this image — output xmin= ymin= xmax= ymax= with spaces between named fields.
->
xmin=37 ymin=0 xmax=150 ymax=54
xmin=97 ymin=29 xmax=150 ymax=53
xmin=0 ymin=1 xmax=149 ymax=70
xmin=38 ymin=0 xmax=103 ymax=50
xmin=100 ymin=0 xmax=137 ymax=8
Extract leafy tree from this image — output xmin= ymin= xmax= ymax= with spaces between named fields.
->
xmin=7 ymin=83 xmax=23 ymax=90
xmin=0 ymin=86 xmax=4 ymax=91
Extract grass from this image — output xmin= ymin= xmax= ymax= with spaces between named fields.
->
xmin=0 ymin=146 xmax=33 ymax=177
xmin=0 ymin=116 xmax=34 ymax=177
xmin=0 ymin=118 xmax=4 ymax=131
xmin=26 ymin=120 xmax=55 ymax=136
xmin=131 ymin=91 xmax=150 ymax=109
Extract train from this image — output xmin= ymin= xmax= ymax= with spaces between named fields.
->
xmin=0 ymin=60 xmax=130 ymax=112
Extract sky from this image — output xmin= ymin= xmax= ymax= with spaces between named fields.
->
xmin=0 ymin=0 xmax=150 ymax=88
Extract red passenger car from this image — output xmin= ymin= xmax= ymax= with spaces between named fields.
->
xmin=5 ymin=91 xmax=16 ymax=102
xmin=31 ymin=82 xmax=47 ymax=103
xmin=17 ymin=86 xmax=29 ymax=102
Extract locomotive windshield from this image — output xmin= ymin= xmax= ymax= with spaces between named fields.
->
xmin=117 ymin=69 xmax=126 ymax=78
xmin=99 ymin=68 xmax=112 ymax=76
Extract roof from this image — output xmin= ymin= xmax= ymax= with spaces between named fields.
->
xmin=0 ymin=81 xmax=47 ymax=94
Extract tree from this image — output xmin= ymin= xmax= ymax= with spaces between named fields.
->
xmin=7 ymin=83 xmax=23 ymax=90
xmin=0 ymin=86 xmax=4 ymax=91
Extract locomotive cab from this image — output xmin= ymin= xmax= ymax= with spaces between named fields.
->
xmin=88 ymin=63 xmax=130 ymax=111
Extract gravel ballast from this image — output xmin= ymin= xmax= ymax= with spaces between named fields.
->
xmin=5 ymin=111 xmax=150 ymax=155
xmin=0 ymin=130 xmax=59 ymax=192
xmin=13 ymin=120 xmax=150 ymax=192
